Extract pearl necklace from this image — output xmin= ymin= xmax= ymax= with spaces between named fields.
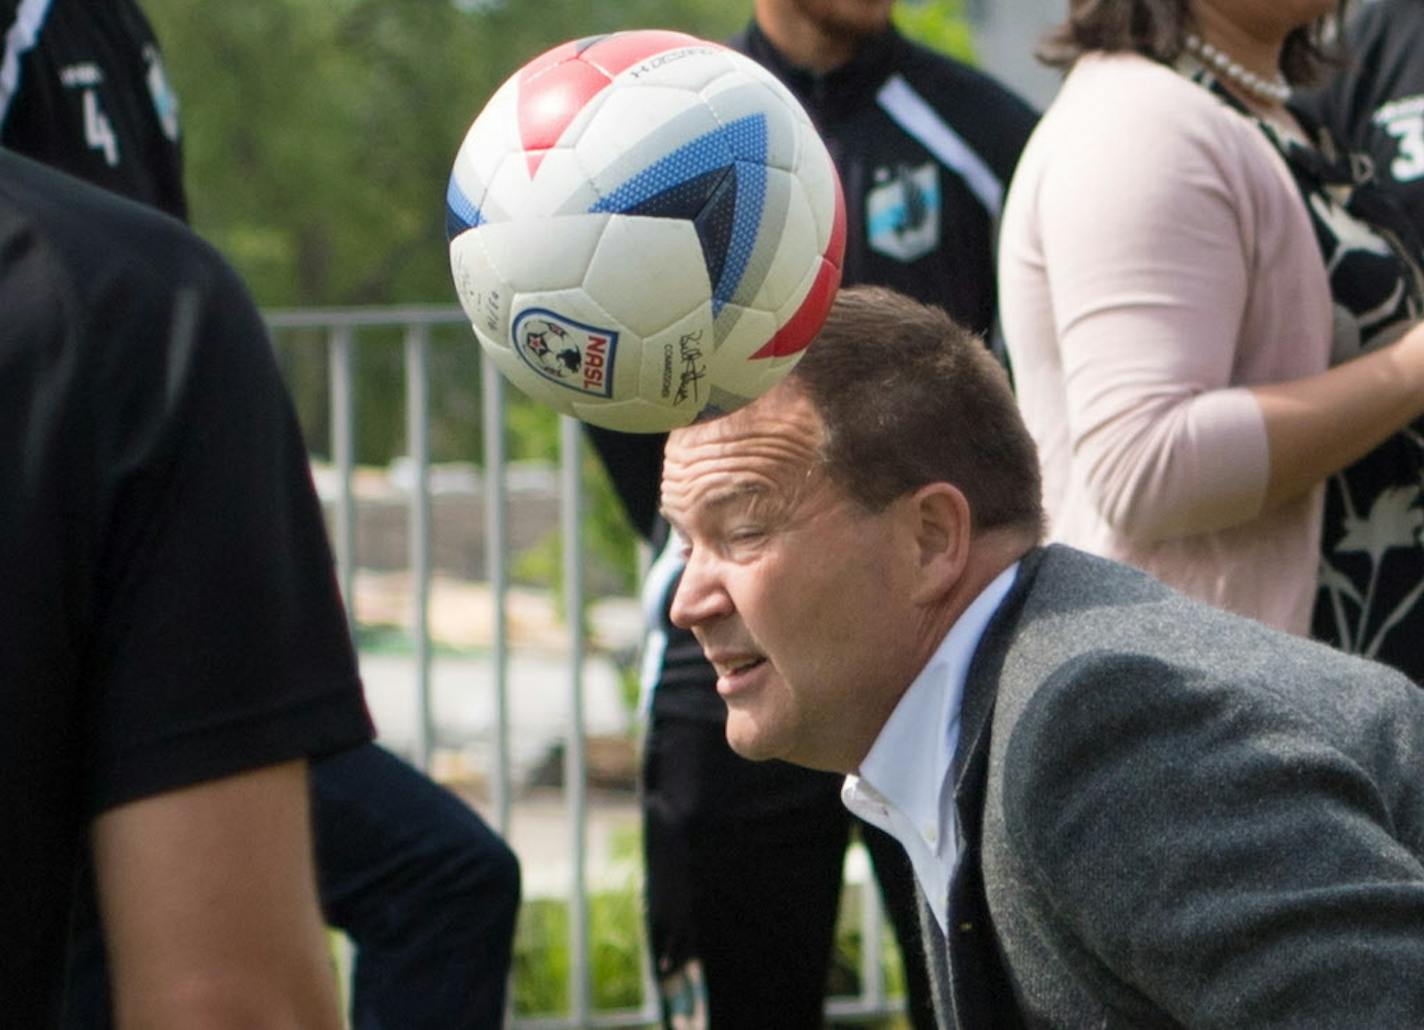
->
xmin=1183 ymin=33 xmax=1291 ymax=105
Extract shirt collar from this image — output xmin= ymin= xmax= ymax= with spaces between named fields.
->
xmin=738 ymin=19 xmax=901 ymax=124
xmin=850 ymin=561 xmax=1022 ymax=836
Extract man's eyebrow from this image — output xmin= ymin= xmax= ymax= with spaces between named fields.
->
xmin=659 ymin=482 xmax=770 ymax=528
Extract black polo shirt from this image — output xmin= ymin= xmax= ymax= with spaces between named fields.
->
xmin=0 ymin=152 xmax=372 ymax=1024
xmin=0 ymin=0 xmax=187 ymax=219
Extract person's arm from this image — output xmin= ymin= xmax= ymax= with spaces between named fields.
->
xmin=1032 ymin=74 xmax=1424 ymax=542
xmin=1251 ymin=323 xmax=1424 ymax=509
xmin=92 ymin=760 xmax=341 ymax=1030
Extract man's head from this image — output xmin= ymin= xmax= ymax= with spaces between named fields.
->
xmin=660 ymin=286 xmax=1043 ymax=772
xmin=754 ymin=0 xmax=896 ymax=72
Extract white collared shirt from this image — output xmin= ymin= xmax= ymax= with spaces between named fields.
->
xmin=841 ymin=562 xmax=1020 ymax=935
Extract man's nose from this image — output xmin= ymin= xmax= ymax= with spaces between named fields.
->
xmin=668 ymin=550 xmax=731 ymax=630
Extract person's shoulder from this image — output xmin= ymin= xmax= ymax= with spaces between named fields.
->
xmin=1010 ymin=546 xmax=1196 ymax=652
xmin=1044 ymin=52 xmax=1267 ymax=165
xmin=1348 ymin=0 xmax=1423 ymax=43
xmin=0 ymin=153 xmax=259 ymax=386
xmin=1342 ymin=0 xmax=1424 ymax=89
xmin=2 ymin=153 xmax=239 ymax=313
xmin=1018 ymin=546 xmax=1418 ymax=709
xmin=1057 ymin=51 xmax=1225 ymax=120
xmin=885 ymin=33 xmax=1038 ymax=171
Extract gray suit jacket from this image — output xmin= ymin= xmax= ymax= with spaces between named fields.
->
xmin=928 ymin=545 xmax=1424 ymax=1028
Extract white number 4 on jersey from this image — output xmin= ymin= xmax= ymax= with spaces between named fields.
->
xmin=82 ymin=89 xmax=120 ymax=167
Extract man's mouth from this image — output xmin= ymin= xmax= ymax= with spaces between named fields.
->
xmin=725 ymin=656 xmax=765 ymax=675
xmin=713 ymin=654 xmax=768 ymax=697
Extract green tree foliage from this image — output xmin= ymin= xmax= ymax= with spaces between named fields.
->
xmin=895 ymin=0 xmax=976 ymax=63
xmin=143 ymin=0 xmax=745 ymax=307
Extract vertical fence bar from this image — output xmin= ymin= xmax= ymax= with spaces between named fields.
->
xmin=405 ymin=324 xmax=434 ymax=772
xmin=859 ymin=854 xmax=887 ymax=1013
xmin=559 ymin=415 xmax=589 ymax=1028
xmin=481 ymin=352 xmax=512 ymax=838
xmin=327 ymin=324 xmax=356 ymax=622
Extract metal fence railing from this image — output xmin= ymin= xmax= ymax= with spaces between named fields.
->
xmin=263 ymin=306 xmax=902 ymax=1029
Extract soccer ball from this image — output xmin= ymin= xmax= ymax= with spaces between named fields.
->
xmin=445 ymin=29 xmax=845 ymax=433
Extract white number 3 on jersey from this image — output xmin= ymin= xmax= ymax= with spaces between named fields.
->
xmin=1385 ymin=112 xmax=1424 ymax=183
xmin=82 ymin=89 xmax=119 ymax=167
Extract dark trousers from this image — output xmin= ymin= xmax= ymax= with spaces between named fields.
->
xmin=63 ymin=742 xmax=520 ymax=1030
xmin=642 ymin=712 xmax=938 ymax=1030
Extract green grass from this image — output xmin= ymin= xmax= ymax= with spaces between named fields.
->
xmin=511 ymin=874 xmax=913 ymax=1025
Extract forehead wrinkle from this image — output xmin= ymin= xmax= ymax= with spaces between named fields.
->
xmin=661 ymin=400 xmax=826 ymax=527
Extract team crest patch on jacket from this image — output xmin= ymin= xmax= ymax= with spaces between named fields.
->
xmin=867 ymin=161 xmax=940 ymax=263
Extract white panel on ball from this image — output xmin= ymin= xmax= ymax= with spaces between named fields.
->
xmin=449 ymin=232 xmax=513 ymax=348
xmin=707 ymin=304 xmax=778 ymax=393
xmin=585 ymin=216 xmax=710 ymax=337
xmin=578 ymin=87 xmax=720 ymax=175
xmin=613 ymin=42 xmax=732 ymax=93
xmin=456 ymin=78 xmax=519 ymax=197
xmin=795 ymin=130 xmax=841 ymax=248
xmin=635 ymin=304 xmax=716 ymax=412
xmin=755 ymin=171 xmax=820 ymax=312
xmin=476 ymin=214 xmax=608 ymax=293
xmin=519 ymin=147 xmax=602 ymax=215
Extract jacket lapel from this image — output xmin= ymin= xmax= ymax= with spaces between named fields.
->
xmin=939 ymin=547 xmax=1045 ymax=1029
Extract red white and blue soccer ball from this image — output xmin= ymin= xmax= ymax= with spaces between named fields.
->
xmin=446 ymin=29 xmax=846 ymax=433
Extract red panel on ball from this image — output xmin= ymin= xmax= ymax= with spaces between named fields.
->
xmin=518 ymin=58 xmax=612 ymax=178
xmin=751 ymin=174 xmax=847 ymax=359
xmin=517 ymin=31 xmax=712 ymax=180
xmin=751 ymin=256 xmax=841 ymax=359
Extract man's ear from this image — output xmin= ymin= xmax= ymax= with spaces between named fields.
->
xmin=906 ymin=482 xmax=971 ymax=604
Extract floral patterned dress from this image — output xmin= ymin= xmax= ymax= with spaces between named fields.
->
xmin=1188 ymin=63 xmax=1424 ymax=681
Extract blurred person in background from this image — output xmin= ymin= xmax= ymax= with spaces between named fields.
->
xmin=0 ymin=2 xmax=519 ymax=1026
xmin=586 ymin=0 xmax=1036 ymax=1025
xmin=1 ymin=142 xmax=374 ymax=1030
xmin=998 ymin=0 xmax=1424 ymax=683
xmin=1298 ymin=0 xmax=1424 ymax=238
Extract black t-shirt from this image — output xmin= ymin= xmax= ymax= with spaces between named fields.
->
xmin=0 ymin=0 xmax=187 ymax=219
xmin=587 ymin=24 xmax=1037 ymax=720
xmin=1298 ymin=0 xmax=1424 ymax=241
xmin=0 ymin=151 xmax=373 ymax=1024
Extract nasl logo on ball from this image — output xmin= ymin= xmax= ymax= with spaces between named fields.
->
xmin=512 ymin=309 xmax=618 ymax=398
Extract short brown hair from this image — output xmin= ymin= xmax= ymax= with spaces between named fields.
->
xmin=1037 ymin=0 xmax=1347 ymax=86
xmin=788 ymin=285 xmax=1044 ymax=539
